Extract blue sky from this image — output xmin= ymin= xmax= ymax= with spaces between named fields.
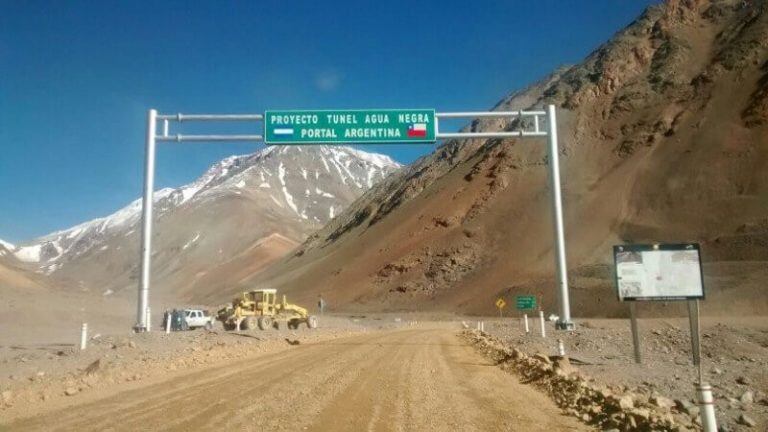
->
xmin=0 ymin=0 xmax=657 ymax=242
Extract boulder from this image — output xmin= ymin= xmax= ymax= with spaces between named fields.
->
xmin=737 ymin=414 xmax=756 ymax=428
xmin=618 ymin=395 xmax=635 ymax=410
xmin=650 ymin=395 xmax=675 ymax=410
xmin=739 ymin=390 xmax=754 ymax=404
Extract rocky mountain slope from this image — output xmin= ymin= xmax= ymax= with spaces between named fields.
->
xmin=8 ymin=146 xmax=400 ymax=304
xmin=250 ymin=0 xmax=768 ymax=317
xmin=0 ymin=241 xmax=42 ymax=291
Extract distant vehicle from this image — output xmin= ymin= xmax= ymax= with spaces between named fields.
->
xmin=183 ymin=309 xmax=215 ymax=330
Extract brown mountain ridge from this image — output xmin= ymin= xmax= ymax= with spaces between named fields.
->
xmin=247 ymin=0 xmax=768 ymax=317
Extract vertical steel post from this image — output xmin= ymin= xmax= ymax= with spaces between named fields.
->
xmin=523 ymin=314 xmax=530 ymax=334
xmin=688 ymin=300 xmax=701 ymax=367
xmin=697 ymin=383 xmax=718 ymax=432
xmin=539 ymin=310 xmax=546 ymax=338
xmin=135 ymin=109 xmax=157 ymax=332
xmin=629 ymin=302 xmax=642 ymax=364
xmin=546 ymin=104 xmax=574 ymax=330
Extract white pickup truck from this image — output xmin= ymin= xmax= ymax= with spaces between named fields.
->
xmin=184 ymin=309 xmax=215 ymax=330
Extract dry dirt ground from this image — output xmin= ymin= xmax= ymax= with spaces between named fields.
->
xmin=1 ymin=321 xmax=589 ymax=432
xmin=481 ymin=315 xmax=768 ymax=431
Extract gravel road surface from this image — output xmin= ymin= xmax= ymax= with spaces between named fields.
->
xmin=5 ymin=325 xmax=589 ymax=431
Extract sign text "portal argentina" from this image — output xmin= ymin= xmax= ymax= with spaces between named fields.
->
xmin=264 ymin=109 xmax=436 ymax=144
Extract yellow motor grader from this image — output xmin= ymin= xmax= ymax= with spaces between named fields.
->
xmin=216 ymin=289 xmax=318 ymax=331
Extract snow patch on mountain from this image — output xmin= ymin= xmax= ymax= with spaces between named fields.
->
xmin=15 ymin=244 xmax=42 ymax=262
xmin=278 ymin=162 xmax=300 ymax=216
xmin=182 ymin=233 xmax=200 ymax=250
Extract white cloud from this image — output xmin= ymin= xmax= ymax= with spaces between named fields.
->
xmin=315 ymin=69 xmax=342 ymax=92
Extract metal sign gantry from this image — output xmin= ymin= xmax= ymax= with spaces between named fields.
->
xmin=134 ymin=105 xmax=574 ymax=332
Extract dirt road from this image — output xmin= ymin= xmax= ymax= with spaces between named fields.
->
xmin=5 ymin=326 xmax=588 ymax=431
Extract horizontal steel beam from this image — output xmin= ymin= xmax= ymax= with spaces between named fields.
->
xmin=156 ymin=134 xmax=264 ymax=142
xmin=152 ymin=110 xmax=551 ymax=142
xmin=157 ymin=111 xmax=547 ymax=121
xmin=437 ymin=110 xmax=545 ymax=118
xmin=436 ymin=131 xmax=547 ymax=139
xmin=156 ymin=114 xmax=263 ymax=121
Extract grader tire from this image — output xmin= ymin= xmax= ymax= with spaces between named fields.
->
xmin=243 ymin=316 xmax=258 ymax=331
xmin=223 ymin=322 xmax=236 ymax=331
xmin=257 ymin=316 xmax=272 ymax=330
xmin=307 ymin=316 xmax=318 ymax=329
xmin=287 ymin=319 xmax=298 ymax=330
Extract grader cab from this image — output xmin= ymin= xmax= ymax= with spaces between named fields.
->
xmin=216 ymin=289 xmax=318 ymax=331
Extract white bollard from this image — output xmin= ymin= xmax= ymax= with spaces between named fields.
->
xmin=697 ymin=383 xmax=718 ymax=432
xmin=480 ymin=321 xmax=485 ymax=332
xmin=165 ymin=311 xmax=171 ymax=334
xmin=80 ymin=323 xmax=88 ymax=350
xmin=539 ymin=311 xmax=546 ymax=338
xmin=557 ymin=339 xmax=566 ymax=357
xmin=145 ymin=307 xmax=151 ymax=332
xmin=523 ymin=314 xmax=530 ymax=334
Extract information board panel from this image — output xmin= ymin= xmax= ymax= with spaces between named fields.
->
xmin=264 ymin=109 xmax=436 ymax=144
xmin=613 ymin=243 xmax=704 ymax=301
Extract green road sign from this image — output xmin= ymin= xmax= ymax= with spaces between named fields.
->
xmin=264 ymin=109 xmax=436 ymax=145
xmin=515 ymin=295 xmax=536 ymax=311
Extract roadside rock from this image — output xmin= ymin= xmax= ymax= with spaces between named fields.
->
xmin=675 ymin=399 xmax=699 ymax=417
xmin=84 ymin=359 xmax=101 ymax=375
xmin=618 ymin=395 xmax=635 ymax=410
xmin=64 ymin=387 xmax=79 ymax=396
xmin=650 ymin=395 xmax=675 ymax=410
xmin=464 ymin=330 xmax=681 ymax=431
xmin=737 ymin=414 xmax=756 ymax=427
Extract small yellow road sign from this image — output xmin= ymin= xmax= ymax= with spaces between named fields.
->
xmin=495 ymin=298 xmax=506 ymax=309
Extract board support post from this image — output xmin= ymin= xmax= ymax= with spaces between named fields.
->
xmin=629 ymin=302 xmax=641 ymax=364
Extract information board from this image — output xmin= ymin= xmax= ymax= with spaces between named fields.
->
xmin=264 ymin=109 xmax=436 ymax=144
xmin=613 ymin=244 xmax=705 ymax=301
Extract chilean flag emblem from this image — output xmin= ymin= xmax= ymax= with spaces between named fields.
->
xmin=407 ymin=123 xmax=427 ymax=138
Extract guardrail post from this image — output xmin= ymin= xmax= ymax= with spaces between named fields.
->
xmin=80 ymin=323 xmax=88 ymax=350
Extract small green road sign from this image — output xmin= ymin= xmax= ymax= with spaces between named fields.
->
xmin=515 ymin=295 xmax=536 ymax=311
xmin=264 ymin=109 xmax=436 ymax=145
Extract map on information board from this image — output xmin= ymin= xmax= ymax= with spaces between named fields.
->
xmin=613 ymin=244 xmax=705 ymax=301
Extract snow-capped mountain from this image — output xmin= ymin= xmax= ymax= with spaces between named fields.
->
xmin=10 ymin=145 xmax=400 ymax=301
xmin=0 ymin=239 xmax=14 ymax=257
